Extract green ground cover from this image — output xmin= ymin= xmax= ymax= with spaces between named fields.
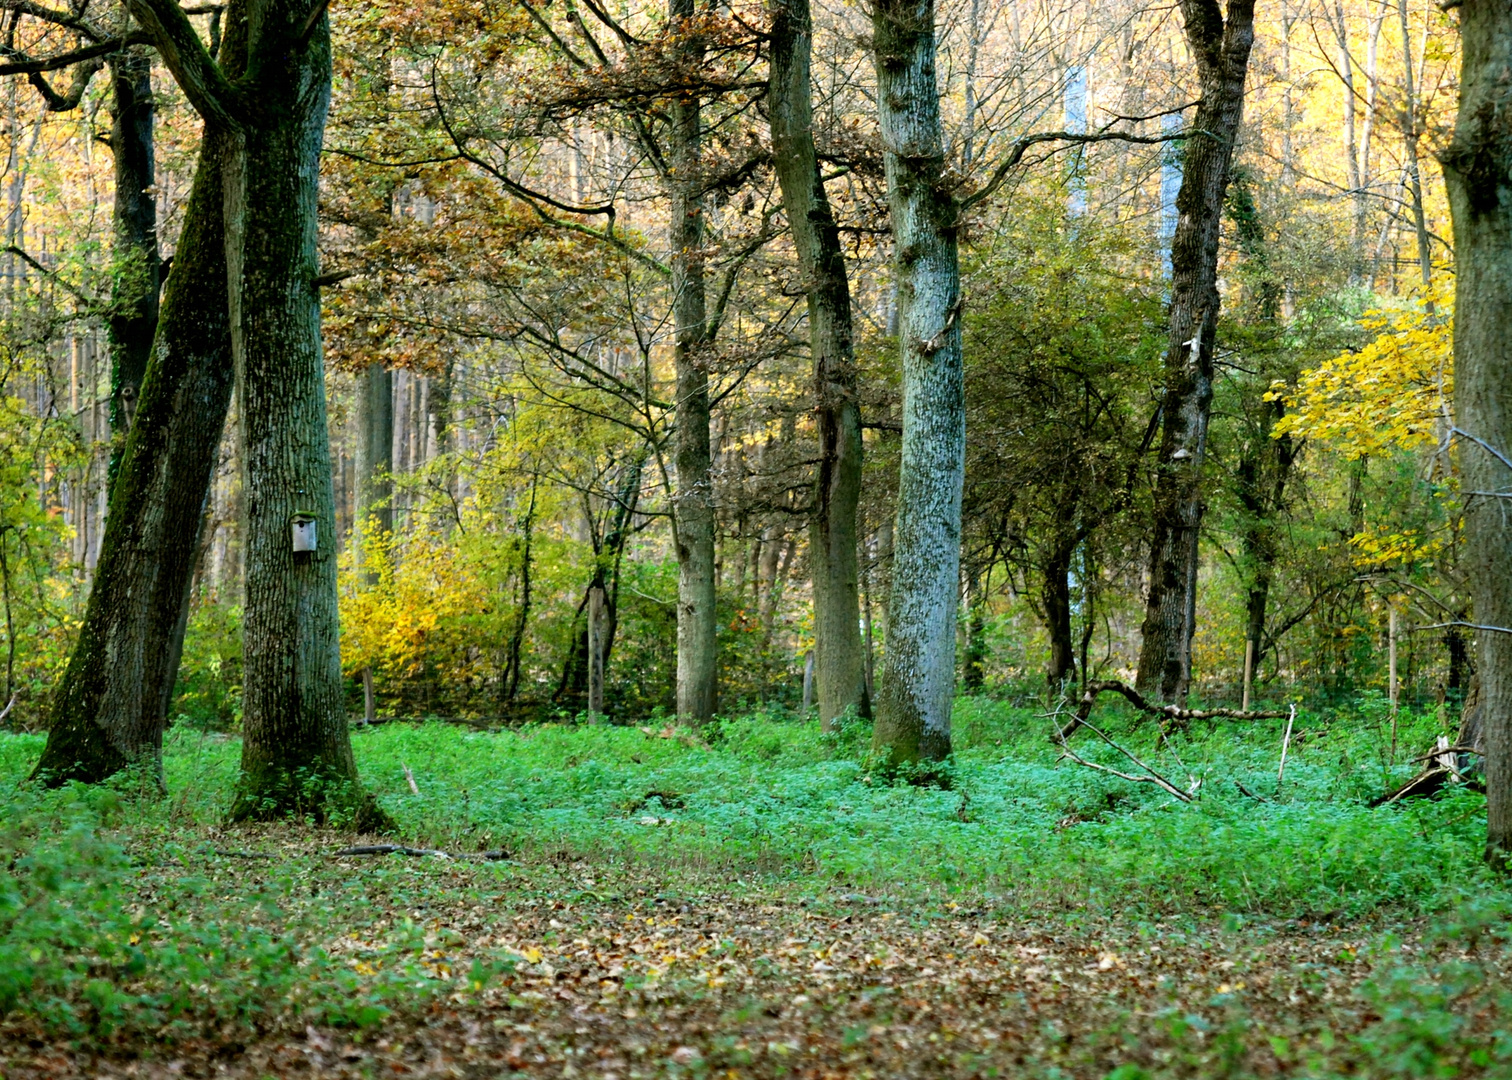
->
xmin=2 ymin=699 xmax=1509 ymax=1077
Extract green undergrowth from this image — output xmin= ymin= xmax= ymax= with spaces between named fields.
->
xmin=1 ymin=697 xmax=1508 ymax=1063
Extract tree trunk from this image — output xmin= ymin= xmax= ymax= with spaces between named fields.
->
xmin=1441 ymin=0 xmax=1512 ymax=868
xmin=1043 ymin=539 xmax=1077 ymax=695
xmin=105 ymin=47 xmax=161 ymax=489
xmin=30 ymin=131 xmax=234 ymax=787
xmin=670 ymin=0 xmax=717 ymax=724
xmin=869 ymin=0 xmax=964 ymax=767
xmin=556 ymin=458 xmax=640 ymax=708
xmin=352 ymin=361 xmax=393 ymax=576
xmin=769 ymin=0 xmax=867 ymax=730
xmin=1236 ymin=398 xmax=1297 ymax=677
xmin=1134 ymin=0 xmax=1256 ymax=704
xmin=212 ymin=0 xmax=382 ymax=827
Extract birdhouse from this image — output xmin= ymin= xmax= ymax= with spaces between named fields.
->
xmin=291 ymin=512 xmax=318 ymax=554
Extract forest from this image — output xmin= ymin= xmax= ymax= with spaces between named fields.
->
xmin=2 ymin=0 xmax=1512 ymax=1074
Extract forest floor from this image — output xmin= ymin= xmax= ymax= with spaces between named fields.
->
xmin=2 ymin=698 xmax=1510 ymax=1078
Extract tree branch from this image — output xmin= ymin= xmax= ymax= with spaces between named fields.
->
xmin=0 ymin=33 xmax=149 ymax=75
xmin=1054 ymin=679 xmax=1289 ymax=742
xmin=963 ymin=128 xmax=1196 ymax=212
xmin=123 ymin=0 xmax=242 ymax=128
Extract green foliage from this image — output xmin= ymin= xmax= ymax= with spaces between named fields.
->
xmin=171 ymin=600 xmax=244 ymax=730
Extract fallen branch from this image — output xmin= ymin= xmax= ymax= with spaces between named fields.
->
xmin=335 ymin=844 xmax=510 ymax=861
xmin=1057 ymin=718 xmax=1194 ymax=803
xmin=1055 ymin=680 xmax=1289 ymax=742
xmin=1234 ymin=781 xmax=1269 ymax=803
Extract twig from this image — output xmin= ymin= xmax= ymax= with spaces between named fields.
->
xmin=1277 ymin=705 xmax=1296 ymax=791
xmin=0 ymin=693 xmax=15 ymax=726
xmin=334 ymin=844 xmax=510 ymax=861
xmin=402 ymin=763 xmax=420 ymax=795
xmin=1406 ymin=744 xmax=1480 ymax=763
xmin=211 ymin=849 xmax=274 ymax=859
xmin=1234 ymin=781 xmax=1269 ymax=803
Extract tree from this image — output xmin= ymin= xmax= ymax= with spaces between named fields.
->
xmin=768 ymin=0 xmax=866 ymax=729
xmin=30 ymin=130 xmax=235 ymax=788
xmin=869 ymin=0 xmax=963 ymax=767
xmin=1441 ymin=0 xmax=1512 ymax=868
xmin=129 ymin=0 xmax=385 ymax=825
xmin=1134 ymin=0 xmax=1257 ymax=704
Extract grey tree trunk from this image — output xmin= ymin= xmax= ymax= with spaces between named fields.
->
xmin=670 ymin=0 xmax=717 ymax=724
xmin=869 ymin=0 xmax=964 ymax=767
xmin=1441 ymin=0 xmax=1512 ymax=869
xmin=769 ymin=0 xmax=868 ymax=729
xmin=30 ymin=130 xmax=234 ymax=787
xmin=352 ymin=361 xmax=393 ymax=576
xmin=1134 ymin=0 xmax=1256 ymax=704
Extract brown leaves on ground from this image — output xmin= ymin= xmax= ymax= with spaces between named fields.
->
xmin=1 ymin=846 xmax=1505 ymax=1079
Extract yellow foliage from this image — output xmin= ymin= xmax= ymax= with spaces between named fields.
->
xmin=1268 ymin=277 xmax=1453 ymax=459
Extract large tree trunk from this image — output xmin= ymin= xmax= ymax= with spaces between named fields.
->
xmin=105 ymin=47 xmax=161 ymax=487
xmin=769 ymin=0 xmax=867 ymax=730
xmin=670 ymin=0 xmax=717 ymax=724
xmin=1442 ymin=0 xmax=1512 ymax=869
xmin=207 ymin=0 xmax=382 ymax=826
xmin=30 ymin=131 xmax=234 ymax=787
xmin=869 ymin=0 xmax=964 ymax=767
xmin=1134 ymin=0 xmax=1256 ymax=704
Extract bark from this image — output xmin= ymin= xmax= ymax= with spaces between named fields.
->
xmin=1043 ymin=538 xmax=1077 ymax=695
xmin=30 ymin=131 xmax=234 ymax=787
xmin=1441 ymin=0 xmax=1512 ymax=869
xmin=1236 ymin=397 xmax=1298 ymax=675
xmin=198 ymin=0 xmax=382 ymax=827
xmin=1398 ymin=0 xmax=1432 ymax=288
xmin=961 ymin=570 xmax=986 ymax=694
xmin=1134 ymin=0 xmax=1256 ymax=704
xmin=670 ymin=0 xmax=717 ymax=724
xmin=105 ymin=47 xmax=161 ymax=487
xmin=768 ymin=0 xmax=867 ymax=729
xmin=869 ymin=0 xmax=963 ymax=767
xmin=352 ymin=361 xmax=393 ymax=577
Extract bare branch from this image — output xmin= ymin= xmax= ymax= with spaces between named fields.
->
xmin=123 ymin=0 xmax=243 ymax=128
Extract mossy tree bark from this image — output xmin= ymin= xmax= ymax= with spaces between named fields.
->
xmin=130 ymin=0 xmax=385 ymax=827
xmin=1441 ymin=0 xmax=1512 ymax=869
xmin=105 ymin=47 xmax=161 ymax=487
xmin=770 ymin=0 xmax=868 ymax=731
xmin=869 ymin=0 xmax=964 ymax=767
xmin=1134 ymin=0 xmax=1255 ymax=704
xmin=30 ymin=130 xmax=234 ymax=788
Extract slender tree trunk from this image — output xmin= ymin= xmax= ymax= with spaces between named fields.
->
xmin=212 ymin=0 xmax=382 ymax=827
xmin=30 ymin=131 xmax=234 ymax=787
xmin=869 ymin=0 xmax=964 ymax=767
xmin=961 ymin=570 xmax=986 ymax=694
xmin=1236 ymin=401 xmax=1297 ymax=677
xmin=769 ymin=0 xmax=867 ymax=729
xmin=1134 ymin=0 xmax=1256 ymax=704
xmin=556 ymin=459 xmax=640 ymax=706
xmin=1043 ymin=538 xmax=1077 ymax=695
xmin=1441 ymin=0 xmax=1512 ymax=869
xmin=352 ymin=362 xmax=393 ymax=575
xmin=670 ymin=0 xmax=717 ymax=724
xmin=105 ymin=47 xmax=161 ymax=489
xmin=1398 ymin=0 xmax=1432 ymax=288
